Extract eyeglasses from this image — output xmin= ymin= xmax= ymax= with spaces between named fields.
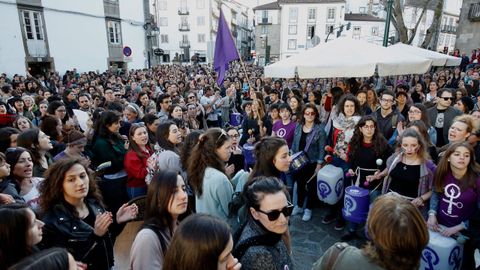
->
xmin=362 ymin=125 xmax=375 ymax=130
xmin=441 ymin=97 xmax=454 ymax=101
xmin=408 ymin=109 xmax=422 ymax=114
xmin=304 ymin=111 xmax=316 ymax=116
xmin=380 ymin=98 xmax=394 ymax=103
xmin=256 ymin=201 xmax=294 ymax=221
xmin=115 ymin=94 xmax=122 ymax=97
xmin=229 ymin=134 xmax=239 ymax=138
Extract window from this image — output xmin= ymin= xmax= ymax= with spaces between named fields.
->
xmin=325 ymin=24 xmax=334 ymax=35
xmin=288 ymin=25 xmax=297 ymax=35
xmin=371 ymin=26 xmax=379 ymax=36
xmin=308 ymin=8 xmax=316 ymax=21
xmin=444 ymin=35 xmax=450 ymax=46
xmin=262 ymin=10 xmax=268 ymax=20
xmin=197 ymin=16 xmax=205 ymax=26
xmin=327 ymin=8 xmax=336 ymax=21
xmin=288 ymin=39 xmax=297 ymax=50
xmin=289 ymin=7 xmax=298 ymax=23
xmin=107 ymin=21 xmax=121 ymax=44
xmin=182 ymin=34 xmax=189 ymax=42
xmin=158 ymin=1 xmax=167 ymax=10
xmin=261 ymin=25 xmax=268 ymax=34
xmin=198 ymin=34 xmax=205 ymax=43
xmin=159 ymin=17 xmax=168 ymax=26
xmin=307 ymin=25 xmax=315 ymax=39
xmin=160 ymin=34 xmax=169 ymax=43
xmin=22 ymin=10 xmax=44 ymax=40
xmin=438 ymin=33 xmax=444 ymax=45
xmin=353 ymin=26 xmax=361 ymax=39
xmin=196 ymin=0 xmax=205 ymax=9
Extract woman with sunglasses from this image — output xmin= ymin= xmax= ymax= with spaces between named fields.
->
xmin=291 ymin=103 xmax=326 ymax=222
xmin=187 ymin=128 xmax=234 ymax=220
xmin=124 ymin=123 xmax=153 ymax=199
xmin=233 ymin=176 xmax=293 ymax=269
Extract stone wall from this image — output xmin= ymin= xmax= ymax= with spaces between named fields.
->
xmin=456 ymin=0 xmax=480 ymax=53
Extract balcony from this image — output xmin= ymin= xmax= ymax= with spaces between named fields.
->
xmin=212 ymin=8 xmax=219 ymax=18
xmin=179 ymin=40 xmax=190 ymax=48
xmin=469 ymin=3 xmax=480 ymax=21
xmin=178 ymin=23 xmax=190 ymax=31
xmin=178 ymin=7 xmax=189 ymax=15
xmin=231 ymin=17 xmax=237 ymax=25
xmin=258 ymin=16 xmax=273 ymax=25
xmin=440 ymin=25 xmax=457 ymax=33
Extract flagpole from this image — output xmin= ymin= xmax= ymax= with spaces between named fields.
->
xmin=219 ymin=3 xmax=252 ymax=87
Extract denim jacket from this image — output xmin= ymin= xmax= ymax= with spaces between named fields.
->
xmin=291 ymin=123 xmax=326 ymax=164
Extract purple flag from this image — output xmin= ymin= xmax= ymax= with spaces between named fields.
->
xmin=214 ymin=9 xmax=240 ymax=86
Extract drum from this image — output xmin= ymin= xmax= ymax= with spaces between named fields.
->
xmin=289 ymin=151 xmax=309 ymax=172
xmin=316 ymin=164 xmax=344 ymax=205
xmin=420 ymin=230 xmax=464 ymax=270
xmin=229 ymin=113 xmax=242 ymax=127
xmin=342 ymin=186 xmax=369 ymax=223
xmin=243 ymin=143 xmax=256 ymax=165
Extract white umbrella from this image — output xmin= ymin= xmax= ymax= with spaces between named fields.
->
xmin=388 ymin=43 xmax=461 ymax=66
xmin=264 ymin=37 xmax=432 ymax=78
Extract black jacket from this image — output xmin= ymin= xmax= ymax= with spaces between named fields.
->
xmin=40 ymin=198 xmax=114 ymax=270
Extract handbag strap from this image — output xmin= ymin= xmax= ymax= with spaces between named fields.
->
xmin=325 ymin=242 xmax=349 ymax=269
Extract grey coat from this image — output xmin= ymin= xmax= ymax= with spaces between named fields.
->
xmin=427 ymin=106 xmax=462 ymax=144
xmin=234 ymin=218 xmax=293 ymax=270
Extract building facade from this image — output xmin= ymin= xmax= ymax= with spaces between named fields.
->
xmin=455 ymin=0 xmax=480 ymax=53
xmin=403 ymin=0 xmax=462 ymax=53
xmin=254 ymin=2 xmax=281 ymax=66
xmin=153 ymin=0 xmax=253 ymax=64
xmin=0 ymin=0 xmax=149 ymax=76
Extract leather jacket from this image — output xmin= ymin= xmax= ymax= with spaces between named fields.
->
xmin=40 ymin=198 xmax=114 ymax=270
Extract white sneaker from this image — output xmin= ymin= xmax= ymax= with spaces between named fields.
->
xmin=302 ymin=209 xmax=312 ymax=222
xmin=292 ymin=206 xmax=304 ymax=215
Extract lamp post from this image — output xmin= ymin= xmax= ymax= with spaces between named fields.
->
xmin=382 ymin=0 xmax=394 ymax=47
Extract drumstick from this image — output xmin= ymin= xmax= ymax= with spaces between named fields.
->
xmin=306 ymin=173 xmax=317 ymax=184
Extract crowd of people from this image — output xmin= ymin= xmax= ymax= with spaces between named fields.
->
xmin=0 ymin=53 xmax=479 ymax=270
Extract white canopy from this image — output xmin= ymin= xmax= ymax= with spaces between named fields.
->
xmin=387 ymin=43 xmax=462 ymax=66
xmin=264 ymin=38 xmax=433 ymax=79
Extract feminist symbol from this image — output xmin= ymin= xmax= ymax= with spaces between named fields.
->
xmin=317 ymin=180 xmax=332 ymax=199
xmin=448 ymin=246 xmax=462 ymax=270
xmin=276 ymin=128 xmax=286 ymax=137
xmin=442 ymin=183 xmax=463 ymax=215
xmin=335 ymin=178 xmax=343 ymax=197
xmin=343 ymin=195 xmax=356 ymax=217
xmin=421 ymin=247 xmax=439 ymax=270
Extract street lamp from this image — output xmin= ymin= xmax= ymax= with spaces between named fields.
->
xmin=383 ymin=0 xmax=394 ymax=47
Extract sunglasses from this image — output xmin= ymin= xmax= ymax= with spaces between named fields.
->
xmin=304 ymin=111 xmax=316 ymax=116
xmin=441 ymin=97 xmax=454 ymax=101
xmin=256 ymin=201 xmax=294 ymax=221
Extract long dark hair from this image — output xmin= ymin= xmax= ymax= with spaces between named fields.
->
xmin=336 ymin=94 xmax=362 ymax=116
xmin=156 ymin=121 xmax=178 ymax=152
xmin=299 ymin=104 xmax=320 ymax=125
xmin=93 ymin=110 xmax=123 ymax=143
xmin=349 ymin=115 xmax=389 ymax=159
xmin=16 ymin=128 xmax=43 ymax=166
xmin=8 ymin=247 xmax=69 ymax=270
xmin=163 ymin=214 xmax=231 ymax=270
xmin=247 ymin=136 xmax=287 ymax=184
xmin=434 ymin=141 xmax=480 ymax=192
xmin=39 ymin=158 xmax=103 ymax=216
xmin=128 ymin=123 xmax=151 ymax=158
xmin=187 ymin=128 xmax=229 ymax=196
xmin=0 ymin=203 xmax=34 ymax=269
xmin=180 ymin=130 xmax=202 ymax=171
xmin=144 ymin=170 xmax=184 ymax=240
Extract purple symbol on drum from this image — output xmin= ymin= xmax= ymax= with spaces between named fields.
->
xmin=335 ymin=179 xmax=343 ymax=197
xmin=421 ymin=247 xmax=439 ymax=270
xmin=448 ymin=246 xmax=462 ymax=270
xmin=317 ymin=180 xmax=332 ymax=199
xmin=343 ymin=195 xmax=356 ymax=217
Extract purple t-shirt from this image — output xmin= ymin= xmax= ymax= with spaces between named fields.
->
xmin=272 ymin=121 xmax=296 ymax=148
xmin=438 ymin=173 xmax=480 ymax=227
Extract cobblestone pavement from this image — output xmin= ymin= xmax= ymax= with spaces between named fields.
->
xmin=289 ymin=207 xmax=366 ymax=270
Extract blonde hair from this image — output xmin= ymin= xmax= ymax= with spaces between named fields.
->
xmin=452 ymin=114 xmax=479 ymax=134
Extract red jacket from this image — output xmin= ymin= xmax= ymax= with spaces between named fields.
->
xmin=124 ymin=147 xmax=152 ymax=188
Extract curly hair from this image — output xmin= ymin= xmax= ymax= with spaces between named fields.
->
xmin=349 ymin=115 xmax=389 ymax=159
xmin=39 ymin=158 xmax=103 ymax=217
xmin=186 ymin=128 xmax=229 ymax=196
xmin=336 ymin=94 xmax=362 ymax=116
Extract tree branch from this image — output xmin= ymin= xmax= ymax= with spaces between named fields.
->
xmin=407 ymin=2 xmax=429 ymax=44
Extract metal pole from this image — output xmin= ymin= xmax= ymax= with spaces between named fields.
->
xmin=383 ymin=0 xmax=393 ymax=47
